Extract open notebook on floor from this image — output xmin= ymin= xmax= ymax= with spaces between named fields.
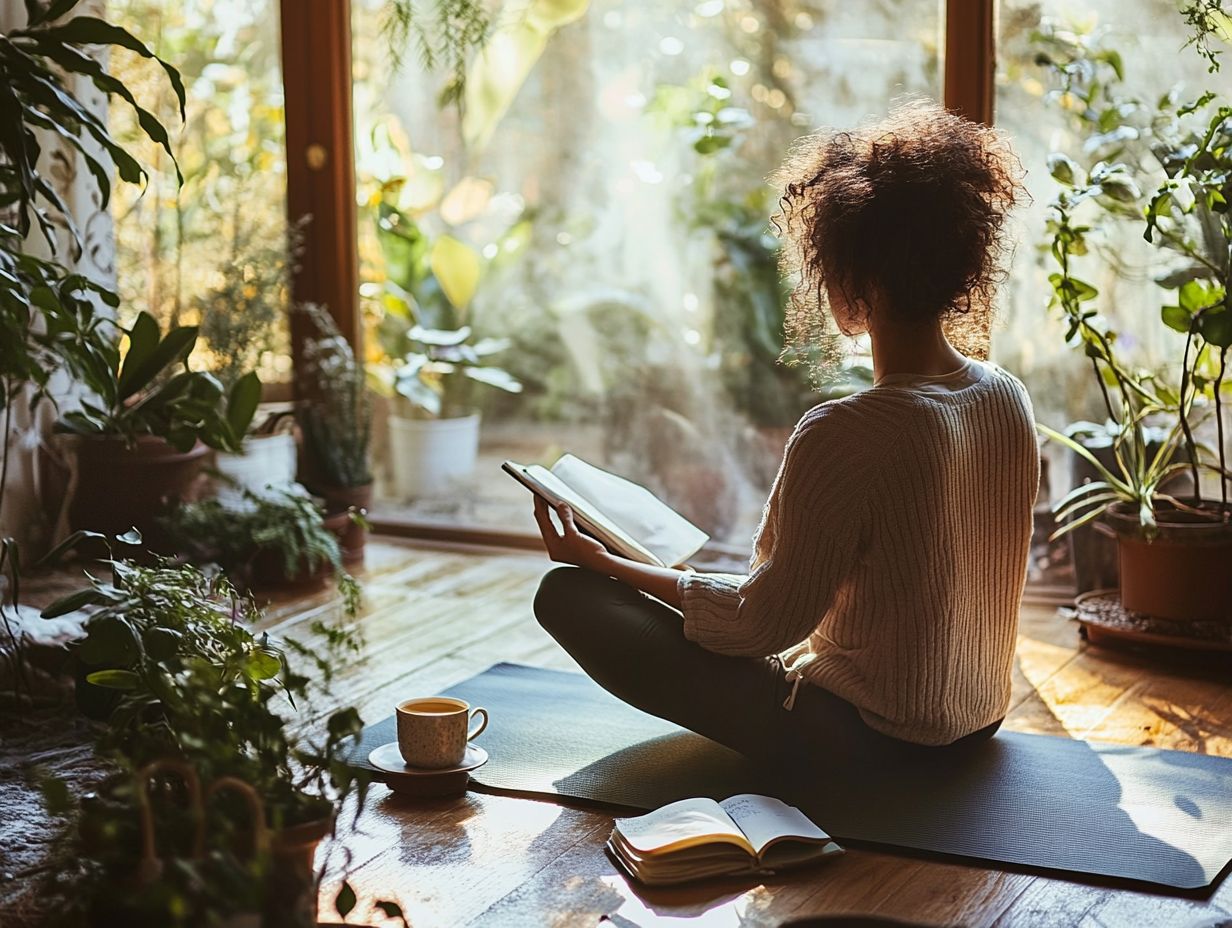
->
xmin=502 ymin=454 xmax=709 ymax=567
xmin=607 ymin=794 xmax=844 ymax=886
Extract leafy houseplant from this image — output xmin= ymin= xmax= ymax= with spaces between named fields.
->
xmin=1035 ymin=24 xmax=1232 ymax=624
xmin=0 ymin=0 xmax=185 ymax=702
xmin=296 ymin=302 xmax=373 ymax=556
xmin=368 ymin=197 xmax=522 ymax=497
xmin=649 ymin=72 xmax=820 ymax=432
xmin=161 ymin=485 xmax=361 ymax=608
xmin=40 ymin=560 xmax=374 ymax=927
xmin=54 ymin=310 xmax=260 ymax=541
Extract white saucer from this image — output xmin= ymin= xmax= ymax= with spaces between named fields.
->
xmin=368 ymin=741 xmax=489 ymax=777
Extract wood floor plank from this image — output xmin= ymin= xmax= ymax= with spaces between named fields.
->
xmin=317 ymin=791 xmax=613 ymax=927
xmin=304 ymin=540 xmax=1232 ymax=928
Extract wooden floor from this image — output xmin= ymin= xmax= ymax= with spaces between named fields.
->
xmin=266 ymin=538 xmax=1232 ymax=928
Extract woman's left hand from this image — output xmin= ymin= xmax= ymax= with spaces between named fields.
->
xmin=533 ymin=497 xmax=611 ymax=572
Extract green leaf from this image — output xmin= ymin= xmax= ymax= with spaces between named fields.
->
xmin=335 ymin=882 xmax=357 ymax=919
xmin=1201 ymin=307 xmax=1232 ymax=348
xmin=34 ymin=529 xmax=106 ymax=569
xmin=84 ymin=669 xmax=140 ymax=690
xmin=116 ymin=318 xmax=198 ymax=401
xmin=29 ymin=16 xmax=186 ymax=120
xmin=1179 ymin=279 xmax=1216 ymax=313
xmin=117 ymin=311 xmax=159 ymax=397
xmin=429 ymin=236 xmax=481 ymax=311
xmin=463 ymin=365 xmax=523 ymax=393
xmin=1036 ymin=423 xmax=1133 ymax=494
xmin=142 ymin=627 xmax=181 ymax=661
xmin=1102 ymin=49 xmax=1124 ymax=81
xmin=1096 ymin=174 xmax=1140 ymax=203
xmin=410 ymin=325 xmax=472 ymax=347
xmin=246 ymin=649 xmax=282 ymax=681
xmin=226 ymin=371 xmax=262 ymax=438
xmin=79 ymin=615 xmax=139 ymax=665
xmin=41 ymin=587 xmax=109 ymax=618
xmin=1161 ymin=304 xmax=1192 ymax=333
xmin=1047 ymin=152 xmax=1078 ymax=186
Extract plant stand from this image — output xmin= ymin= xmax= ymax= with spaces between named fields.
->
xmin=1073 ymin=590 xmax=1232 ymax=654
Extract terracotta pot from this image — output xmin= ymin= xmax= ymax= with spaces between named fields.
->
xmin=316 ymin=482 xmax=373 ymax=565
xmin=70 ymin=436 xmax=210 ymax=546
xmin=247 ymin=546 xmax=333 ymax=594
xmin=1105 ymin=501 xmax=1232 ymax=623
xmin=265 ymin=816 xmax=333 ymax=928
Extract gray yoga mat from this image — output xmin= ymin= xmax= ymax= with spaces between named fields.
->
xmin=350 ymin=662 xmax=1232 ymax=892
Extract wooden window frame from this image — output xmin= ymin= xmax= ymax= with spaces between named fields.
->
xmin=281 ymin=0 xmax=998 ymax=547
xmin=944 ymin=0 xmax=996 ymax=126
xmin=280 ymin=0 xmax=361 ymax=393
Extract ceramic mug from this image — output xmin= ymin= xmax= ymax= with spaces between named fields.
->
xmin=395 ymin=696 xmax=488 ymax=769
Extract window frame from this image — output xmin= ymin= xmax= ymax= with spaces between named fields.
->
xmin=280 ymin=0 xmax=996 ymax=546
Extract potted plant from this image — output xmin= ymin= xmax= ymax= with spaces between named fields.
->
xmin=0 ymin=0 xmax=184 ymax=701
xmin=53 ymin=311 xmax=260 ymax=542
xmin=40 ymin=560 xmax=375 ymax=927
xmin=1036 ymin=31 xmax=1232 ymax=625
xmin=374 ymin=322 xmax=522 ymax=498
xmin=296 ymin=302 xmax=373 ymax=561
xmin=204 ymin=224 xmax=307 ymax=503
xmin=161 ymin=485 xmax=361 ymax=607
xmin=211 ymin=408 xmax=299 ymax=504
xmin=363 ymin=168 xmax=524 ymax=498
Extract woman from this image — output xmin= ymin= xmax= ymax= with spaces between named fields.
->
xmin=532 ymin=101 xmax=1038 ymax=765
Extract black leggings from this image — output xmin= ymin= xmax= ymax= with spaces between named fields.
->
xmin=533 ymin=566 xmax=1000 ymax=769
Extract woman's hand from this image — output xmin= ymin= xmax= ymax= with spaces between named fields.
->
xmin=533 ymin=497 xmax=613 ymax=572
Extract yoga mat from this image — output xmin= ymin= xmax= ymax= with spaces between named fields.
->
xmin=350 ymin=663 xmax=1232 ymax=892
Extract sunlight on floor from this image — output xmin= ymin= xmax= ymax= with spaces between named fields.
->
xmin=1015 ymin=632 xmax=1122 ymax=739
xmin=600 ymin=874 xmax=762 ymax=926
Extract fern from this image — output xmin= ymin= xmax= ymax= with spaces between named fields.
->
xmin=162 ymin=486 xmax=359 ymax=613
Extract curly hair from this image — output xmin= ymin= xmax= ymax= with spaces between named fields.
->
xmin=772 ymin=99 xmax=1024 ymax=374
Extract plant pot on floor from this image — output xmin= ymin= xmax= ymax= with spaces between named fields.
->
xmin=246 ymin=547 xmax=334 ymax=595
xmin=316 ymin=483 xmax=373 ymax=565
xmin=1065 ymin=428 xmax=1191 ymax=596
xmin=70 ymin=435 xmax=210 ymax=545
xmin=1105 ymin=501 xmax=1232 ymax=624
xmin=388 ymin=412 xmax=480 ymax=499
xmin=214 ymin=431 xmax=298 ymax=502
xmin=265 ymin=814 xmax=333 ymax=928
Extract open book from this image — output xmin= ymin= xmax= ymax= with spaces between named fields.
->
xmin=607 ymin=794 xmax=843 ymax=886
xmin=502 ymin=454 xmax=709 ymax=567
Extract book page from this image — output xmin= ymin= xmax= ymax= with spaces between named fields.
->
xmin=719 ymin=794 xmax=832 ymax=858
xmin=550 ymin=454 xmax=710 ymax=567
xmin=504 ymin=461 xmax=660 ymax=564
xmin=614 ymin=797 xmax=754 ymax=857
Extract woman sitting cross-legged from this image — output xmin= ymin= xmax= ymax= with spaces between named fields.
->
xmin=532 ymin=100 xmax=1039 ymax=768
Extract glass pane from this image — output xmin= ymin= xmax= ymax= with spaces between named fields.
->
xmin=353 ymin=0 xmax=942 ymax=548
xmin=992 ymin=0 xmax=1215 ymax=485
xmin=109 ymin=0 xmax=292 ymax=387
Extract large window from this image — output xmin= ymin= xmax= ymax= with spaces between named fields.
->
xmin=352 ymin=0 xmax=942 ymax=546
xmin=991 ymin=0 xmax=1216 ymax=494
xmin=109 ymin=0 xmax=293 ymax=389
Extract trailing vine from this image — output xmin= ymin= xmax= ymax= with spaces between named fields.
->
xmin=1181 ymin=0 xmax=1230 ymax=72
xmin=383 ymin=0 xmax=491 ymax=107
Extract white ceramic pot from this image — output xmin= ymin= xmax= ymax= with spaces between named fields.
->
xmin=214 ymin=432 xmax=298 ymax=504
xmin=389 ymin=413 xmax=481 ymax=499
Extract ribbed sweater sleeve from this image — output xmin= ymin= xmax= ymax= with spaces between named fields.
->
xmin=679 ymin=404 xmax=867 ymax=655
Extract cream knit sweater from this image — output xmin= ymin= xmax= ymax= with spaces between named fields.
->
xmin=679 ymin=360 xmax=1039 ymax=746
